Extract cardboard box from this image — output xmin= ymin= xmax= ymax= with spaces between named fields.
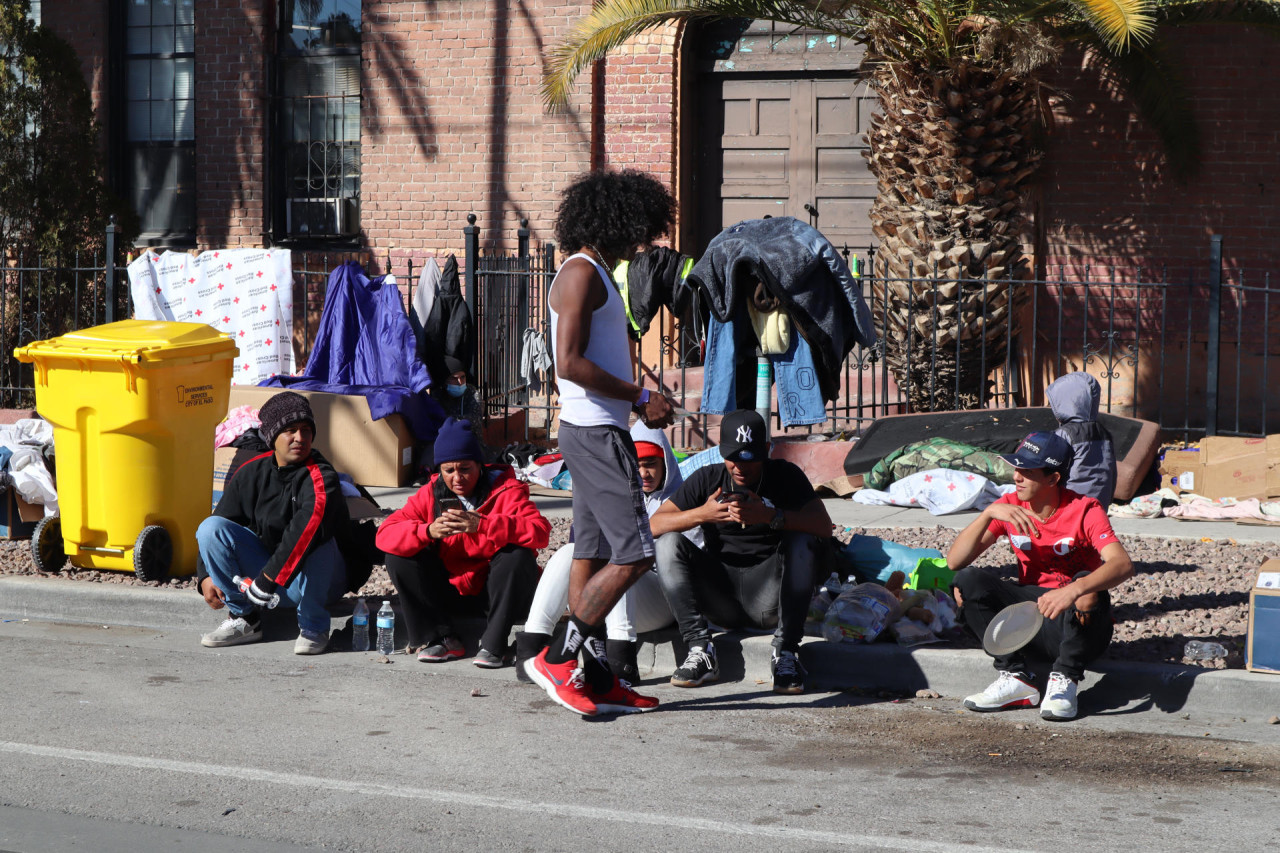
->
xmin=1159 ymin=435 xmax=1280 ymax=501
xmin=228 ymin=386 xmax=414 ymax=487
xmin=212 ymin=444 xmax=385 ymax=519
xmin=0 ymin=489 xmax=43 ymax=540
xmin=1246 ymin=557 xmax=1280 ymax=674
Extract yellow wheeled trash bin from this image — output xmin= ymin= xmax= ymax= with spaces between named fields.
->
xmin=15 ymin=320 xmax=237 ymax=580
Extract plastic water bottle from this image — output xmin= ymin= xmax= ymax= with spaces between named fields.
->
xmin=376 ymin=601 xmax=395 ymax=655
xmin=352 ymin=597 xmax=370 ymax=652
xmin=232 ymin=575 xmax=279 ymax=609
xmin=1184 ymin=640 xmax=1227 ymax=661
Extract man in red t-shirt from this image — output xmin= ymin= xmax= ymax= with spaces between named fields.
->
xmin=947 ymin=431 xmax=1133 ymax=721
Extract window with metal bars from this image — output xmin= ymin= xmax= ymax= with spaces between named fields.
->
xmin=274 ymin=0 xmax=361 ymax=241
xmin=123 ymin=0 xmax=196 ymax=244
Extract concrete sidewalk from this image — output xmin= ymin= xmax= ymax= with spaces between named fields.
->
xmin=3 ymin=489 xmax=1276 ymax=732
xmin=3 ymin=563 xmax=1277 ymax=728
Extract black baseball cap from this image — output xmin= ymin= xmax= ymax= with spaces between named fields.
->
xmin=1000 ymin=431 xmax=1073 ymax=474
xmin=718 ymin=410 xmax=768 ymax=462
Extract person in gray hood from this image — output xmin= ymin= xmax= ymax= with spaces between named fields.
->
xmin=1048 ymin=372 xmax=1117 ymax=507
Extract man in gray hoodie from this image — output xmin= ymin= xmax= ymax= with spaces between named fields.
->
xmin=1049 ymin=372 xmax=1117 ymax=507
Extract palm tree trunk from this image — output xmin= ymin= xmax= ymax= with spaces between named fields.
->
xmin=865 ymin=59 xmax=1042 ymax=411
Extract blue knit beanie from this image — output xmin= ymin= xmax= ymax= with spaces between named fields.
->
xmin=433 ymin=417 xmax=483 ymax=465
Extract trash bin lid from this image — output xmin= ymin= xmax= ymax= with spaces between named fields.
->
xmin=16 ymin=320 xmax=236 ymax=365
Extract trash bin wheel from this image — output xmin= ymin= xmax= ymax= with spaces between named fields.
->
xmin=30 ymin=515 xmax=68 ymax=573
xmin=133 ymin=525 xmax=173 ymax=582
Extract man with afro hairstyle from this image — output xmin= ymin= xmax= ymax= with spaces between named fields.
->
xmin=523 ymin=169 xmax=678 ymax=716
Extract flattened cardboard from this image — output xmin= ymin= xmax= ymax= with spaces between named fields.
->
xmin=0 ymin=490 xmax=43 ymax=539
xmin=1246 ymin=556 xmax=1280 ymax=674
xmin=1159 ymin=435 xmax=1280 ymax=501
xmin=228 ymin=386 xmax=413 ymax=487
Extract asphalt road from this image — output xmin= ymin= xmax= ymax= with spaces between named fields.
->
xmin=1 ymin=618 xmax=1276 ymax=853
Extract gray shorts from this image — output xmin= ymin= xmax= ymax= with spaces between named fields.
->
xmin=559 ymin=422 xmax=654 ymax=565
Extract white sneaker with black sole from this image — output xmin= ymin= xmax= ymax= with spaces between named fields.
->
xmin=201 ymin=616 xmax=262 ymax=648
xmin=670 ymin=642 xmax=719 ymax=687
xmin=1040 ymin=671 xmax=1079 ymax=721
xmin=963 ymin=671 xmax=1041 ymax=712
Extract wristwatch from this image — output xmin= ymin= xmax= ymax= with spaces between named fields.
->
xmin=769 ymin=506 xmax=786 ymax=530
xmin=633 ymin=388 xmax=650 ymax=410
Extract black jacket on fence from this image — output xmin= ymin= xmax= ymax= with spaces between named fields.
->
xmin=418 ymin=254 xmax=476 ymax=387
xmin=686 ymin=216 xmax=876 ymax=401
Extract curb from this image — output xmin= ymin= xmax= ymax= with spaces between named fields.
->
xmin=6 ymin=574 xmax=1274 ymax=721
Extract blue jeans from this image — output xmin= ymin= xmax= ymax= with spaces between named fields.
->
xmin=197 ymin=516 xmax=345 ymax=634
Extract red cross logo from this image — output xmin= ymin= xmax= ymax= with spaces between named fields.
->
xmin=217 ymin=283 xmax=224 ymax=290
xmin=194 ymin=309 xmax=202 ymax=317
xmin=213 ymin=252 xmax=220 ymax=258
xmin=923 ymin=475 xmax=932 ymax=483
xmin=222 ymin=316 xmax=230 ymax=324
xmin=188 ymin=277 xmax=196 ymax=284
xmin=260 ymin=304 xmax=267 ymax=312
xmin=243 ymin=363 xmax=249 ymax=371
xmin=265 ymin=338 xmax=273 ymax=346
xmin=275 ymin=319 xmax=280 ymax=326
xmin=225 ymin=263 xmax=232 ymax=270
xmin=154 ymin=286 xmax=162 ymax=293
xmin=238 ymin=330 xmax=245 ymax=338
xmin=256 ymin=271 xmax=263 ymax=278
xmin=269 ymin=284 xmax=277 ymax=292
xmin=947 ymin=483 xmax=957 ymax=491
xmin=233 ymin=297 xmax=240 ymax=304
xmin=967 ymin=474 xmax=975 ymax=481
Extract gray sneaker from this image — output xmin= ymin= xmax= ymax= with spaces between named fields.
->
xmin=201 ymin=616 xmax=262 ymax=648
xmin=294 ymin=628 xmax=330 ymax=655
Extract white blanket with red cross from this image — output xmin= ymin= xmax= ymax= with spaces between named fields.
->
xmin=852 ymin=467 xmax=1016 ymax=515
xmin=127 ymin=248 xmax=296 ymax=384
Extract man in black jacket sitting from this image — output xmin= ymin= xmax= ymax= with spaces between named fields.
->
xmin=195 ymin=392 xmax=349 ymax=655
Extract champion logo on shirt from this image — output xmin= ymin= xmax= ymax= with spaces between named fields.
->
xmin=1053 ymin=537 xmax=1075 ymax=556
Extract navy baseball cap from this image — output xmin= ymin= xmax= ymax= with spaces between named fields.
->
xmin=719 ymin=410 xmax=768 ymax=461
xmin=1000 ymin=431 xmax=1073 ymax=473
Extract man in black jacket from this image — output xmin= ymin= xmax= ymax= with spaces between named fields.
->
xmin=195 ymin=392 xmax=348 ymax=655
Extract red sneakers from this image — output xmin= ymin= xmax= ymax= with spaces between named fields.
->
xmin=523 ymin=648 xmax=598 ymax=716
xmin=591 ymin=676 xmax=659 ymax=714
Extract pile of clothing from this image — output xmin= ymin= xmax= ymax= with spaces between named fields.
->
xmin=0 ymin=419 xmax=58 ymax=516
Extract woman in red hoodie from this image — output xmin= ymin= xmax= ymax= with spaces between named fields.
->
xmin=376 ymin=417 xmax=550 ymax=667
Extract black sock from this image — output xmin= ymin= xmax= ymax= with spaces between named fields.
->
xmin=580 ymin=632 xmax=613 ymax=692
xmin=546 ymin=614 xmax=592 ymax=665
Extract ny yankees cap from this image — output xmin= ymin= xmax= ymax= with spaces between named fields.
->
xmin=1000 ymin=430 xmax=1073 ymax=474
xmin=718 ymin=410 xmax=768 ymax=462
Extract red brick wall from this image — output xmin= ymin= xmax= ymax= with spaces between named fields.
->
xmin=195 ymin=0 xmax=269 ymax=247
xmin=1041 ymin=28 xmax=1280 ymax=278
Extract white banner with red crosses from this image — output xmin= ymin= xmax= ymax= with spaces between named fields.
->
xmin=127 ymin=248 xmax=296 ymax=385
xmin=852 ymin=468 xmax=1016 ymax=515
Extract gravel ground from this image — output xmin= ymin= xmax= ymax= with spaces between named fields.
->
xmin=1 ymin=516 xmax=1261 ymax=670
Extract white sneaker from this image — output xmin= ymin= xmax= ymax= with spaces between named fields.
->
xmin=294 ymin=628 xmax=329 ymax=655
xmin=1040 ymin=671 xmax=1079 ymax=721
xmin=201 ymin=616 xmax=262 ymax=648
xmin=963 ymin=671 xmax=1041 ymax=712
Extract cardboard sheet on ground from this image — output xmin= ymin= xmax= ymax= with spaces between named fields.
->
xmin=128 ymin=248 xmax=296 ymax=384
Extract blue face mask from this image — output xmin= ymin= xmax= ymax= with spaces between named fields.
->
xmin=446 ymin=383 xmax=468 ymax=398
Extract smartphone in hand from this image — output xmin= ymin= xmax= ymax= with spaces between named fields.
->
xmin=717 ymin=490 xmax=745 ymax=504
xmin=437 ymin=494 xmax=463 ymax=516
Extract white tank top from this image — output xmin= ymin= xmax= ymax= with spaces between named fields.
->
xmin=550 ymin=252 xmax=634 ymax=428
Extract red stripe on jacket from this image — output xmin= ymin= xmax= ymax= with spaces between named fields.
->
xmin=273 ymin=459 xmax=328 ymax=587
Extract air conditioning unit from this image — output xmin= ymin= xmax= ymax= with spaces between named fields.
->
xmin=286 ymin=197 xmax=359 ymax=238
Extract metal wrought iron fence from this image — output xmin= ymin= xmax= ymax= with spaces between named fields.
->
xmin=4 ymin=221 xmax=1273 ymax=452
xmin=0 ymin=218 xmax=131 ymax=408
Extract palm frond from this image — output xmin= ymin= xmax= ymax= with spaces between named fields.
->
xmin=542 ymin=0 xmax=873 ymax=107
xmin=1069 ymin=0 xmax=1157 ymax=50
